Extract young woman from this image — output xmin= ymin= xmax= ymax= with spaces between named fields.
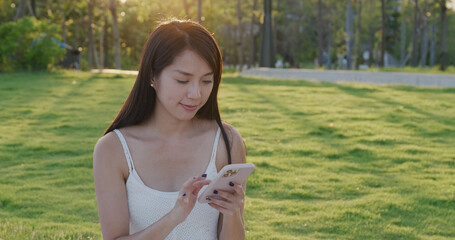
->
xmin=93 ymin=20 xmax=247 ymax=240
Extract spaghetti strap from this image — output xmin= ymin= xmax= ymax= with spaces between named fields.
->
xmin=113 ymin=129 xmax=134 ymax=173
xmin=208 ymin=127 xmax=221 ymax=171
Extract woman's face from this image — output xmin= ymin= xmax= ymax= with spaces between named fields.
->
xmin=153 ymin=49 xmax=214 ymax=121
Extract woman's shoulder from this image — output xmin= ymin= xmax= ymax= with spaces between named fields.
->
xmin=219 ymin=121 xmax=246 ymax=165
xmin=221 ymin=122 xmax=243 ymax=146
xmin=94 ymin=130 xmax=121 ymax=155
xmin=93 ymin=130 xmax=129 ymax=178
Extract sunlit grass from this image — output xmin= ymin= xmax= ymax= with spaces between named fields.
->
xmin=1 ymin=71 xmax=454 ymax=239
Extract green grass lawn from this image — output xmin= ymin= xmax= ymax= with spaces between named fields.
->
xmin=1 ymin=71 xmax=454 ymax=239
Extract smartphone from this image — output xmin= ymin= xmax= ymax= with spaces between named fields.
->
xmin=198 ymin=163 xmax=255 ymax=203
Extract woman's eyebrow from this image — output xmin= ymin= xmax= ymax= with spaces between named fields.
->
xmin=174 ymin=70 xmax=213 ymax=76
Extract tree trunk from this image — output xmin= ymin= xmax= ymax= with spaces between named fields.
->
xmin=430 ymin=23 xmax=436 ymax=67
xmin=440 ymin=0 xmax=447 ymax=71
xmin=419 ymin=0 xmax=428 ymax=67
xmin=248 ymin=0 xmax=258 ymax=69
xmin=60 ymin=0 xmax=66 ymax=43
xmin=14 ymin=0 xmax=28 ymax=21
xmin=110 ymin=0 xmax=121 ymax=69
xmin=237 ymin=0 xmax=244 ymax=71
xmin=400 ymin=10 xmax=406 ymax=67
xmin=355 ymin=0 xmax=363 ymax=69
xmin=61 ymin=17 xmax=66 ymax=43
xmin=346 ymin=0 xmax=354 ymax=69
xmin=88 ymin=0 xmax=101 ymax=70
xmin=104 ymin=13 xmax=110 ymax=68
xmin=317 ymin=0 xmax=324 ymax=67
xmin=368 ymin=0 xmax=375 ymax=67
xmin=420 ymin=18 xmax=428 ymax=67
xmin=327 ymin=15 xmax=333 ymax=70
xmin=183 ymin=0 xmax=190 ymax=19
xmin=30 ymin=0 xmax=36 ymax=17
xmin=380 ymin=0 xmax=386 ymax=67
xmin=411 ymin=0 xmax=419 ymax=67
xmin=26 ymin=0 xmax=34 ymax=17
xmin=100 ymin=13 xmax=105 ymax=70
xmin=74 ymin=20 xmax=78 ymax=48
xmin=272 ymin=0 xmax=280 ymax=66
xmin=260 ymin=0 xmax=274 ymax=67
xmin=197 ymin=0 xmax=202 ymax=23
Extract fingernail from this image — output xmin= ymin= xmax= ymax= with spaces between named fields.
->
xmin=206 ymin=197 xmax=211 ymax=201
xmin=182 ymin=192 xmax=186 ymax=197
xmin=229 ymin=181 xmax=234 ymax=187
xmin=213 ymin=189 xmax=218 ymax=194
xmin=201 ymin=173 xmax=207 ymax=178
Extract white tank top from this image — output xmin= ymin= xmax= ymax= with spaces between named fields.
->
xmin=113 ymin=128 xmax=221 ymax=239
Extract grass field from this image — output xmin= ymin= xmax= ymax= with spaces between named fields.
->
xmin=0 ymin=71 xmax=455 ymax=239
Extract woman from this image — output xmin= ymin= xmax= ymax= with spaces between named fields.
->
xmin=93 ymin=19 xmax=247 ymax=240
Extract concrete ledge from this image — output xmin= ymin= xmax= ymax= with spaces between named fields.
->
xmin=241 ymin=68 xmax=455 ymax=88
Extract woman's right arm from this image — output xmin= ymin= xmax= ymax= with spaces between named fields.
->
xmin=93 ymin=132 xmax=210 ymax=240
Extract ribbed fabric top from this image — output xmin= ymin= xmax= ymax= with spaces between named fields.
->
xmin=113 ymin=128 xmax=220 ymax=239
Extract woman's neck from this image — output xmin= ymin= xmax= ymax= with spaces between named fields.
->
xmin=139 ymin=106 xmax=200 ymax=140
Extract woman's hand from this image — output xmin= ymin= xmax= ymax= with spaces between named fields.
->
xmin=170 ymin=175 xmax=211 ymax=223
xmin=206 ymin=181 xmax=245 ymax=216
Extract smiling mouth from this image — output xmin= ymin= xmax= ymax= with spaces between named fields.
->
xmin=180 ymin=103 xmax=198 ymax=111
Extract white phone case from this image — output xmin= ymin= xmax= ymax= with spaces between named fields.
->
xmin=198 ymin=163 xmax=255 ymax=203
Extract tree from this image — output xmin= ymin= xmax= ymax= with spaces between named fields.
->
xmin=440 ymin=0 xmax=448 ymax=70
xmin=248 ymin=0 xmax=259 ymax=69
xmin=236 ymin=0 xmax=244 ymax=71
xmin=346 ymin=0 xmax=354 ymax=69
xmin=109 ymin=0 xmax=121 ymax=69
xmin=260 ymin=0 xmax=274 ymax=67
xmin=419 ymin=0 xmax=429 ymax=67
xmin=14 ymin=0 xmax=34 ymax=21
xmin=317 ymin=0 xmax=324 ymax=67
xmin=355 ymin=0 xmax=363 ymax=69
xmin=411 ymin=0 xmax=420 ymax=67
xmin=198 ymin=0 xmax=202 ymax=23
xmin=380 ymin=0 xmax=386 ymax=67
xmin=88 ymin=0 xmax=100 ymax=70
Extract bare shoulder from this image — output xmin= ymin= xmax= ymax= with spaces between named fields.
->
xmin=222 ymin=122 xmax=246 ymax=165
xmin=93 ymin=130 xmax=131 ymax=238
xmin=93 ymin=130 xmax=128 ymax=179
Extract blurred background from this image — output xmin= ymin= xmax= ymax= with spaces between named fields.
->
xmin=0 ymin=0 xmax=454 ymax=72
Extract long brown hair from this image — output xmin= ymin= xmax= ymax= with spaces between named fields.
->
xmin=104 ymin=19 xmax=231 ymax=164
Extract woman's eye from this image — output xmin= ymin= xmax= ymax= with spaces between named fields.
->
xmin=176 ymin=80 xmax=188 ymax=84
xmin=203 ymin=80 xmax=213 ymax=84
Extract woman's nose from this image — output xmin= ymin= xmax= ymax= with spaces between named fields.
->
xmin=187 ymin=83 xmax=201 ymax=99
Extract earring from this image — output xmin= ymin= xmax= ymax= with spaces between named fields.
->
xmin=150 ymin=83 xmax=154 ymax=87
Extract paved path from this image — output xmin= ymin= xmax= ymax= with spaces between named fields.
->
xmin=91 ymin=68 xmax=455 ymax=88
xmin=241 ymin=68 xmax=455 ymax=88
xmin=90 ymin=69 xmax=138 ymax=75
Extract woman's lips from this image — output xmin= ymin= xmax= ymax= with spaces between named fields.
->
xmin=181 ymin=103 xmax=198 ymax=111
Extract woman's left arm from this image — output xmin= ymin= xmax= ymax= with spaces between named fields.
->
xmin=209 ymin=125 xmax=247 ymax=240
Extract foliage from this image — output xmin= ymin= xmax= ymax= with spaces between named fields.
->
xmin=0 ymin=72 xmax=455 ymax=239
xmin=0 ymin=17 xmax=65 ymax=72
xmin=1 ymin=1 xmax=454 ymax=71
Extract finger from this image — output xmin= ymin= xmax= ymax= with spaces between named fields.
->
xmin=192 ymin=179 xmax=211 ymax=189
xmin=180 ymin=176 xmax=206 ymax=195
xmin=208 ymin=202 xmax=233 ymax=216
xmin=192 ymin=180 xmax=211 ymax=195
xmin=210 ymin=190 xmax=234 ymax=203
xmin=206 ymin=196 xmax=232 ymax=209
